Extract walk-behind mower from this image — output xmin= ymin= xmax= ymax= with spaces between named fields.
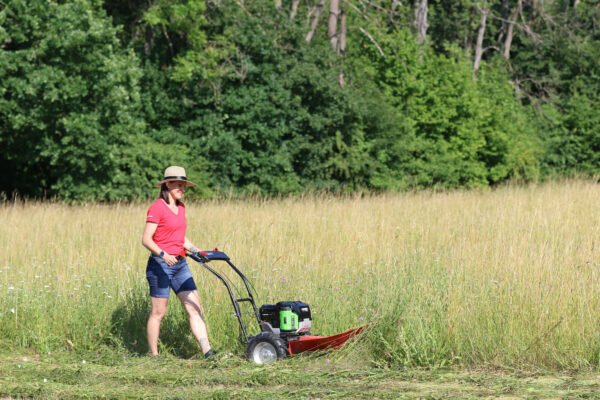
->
xmin=188 ymin=250 xmax=363 ymax=364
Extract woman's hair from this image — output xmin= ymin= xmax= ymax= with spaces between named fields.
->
xmin=159 ymin=183 xmax=181 ymax=205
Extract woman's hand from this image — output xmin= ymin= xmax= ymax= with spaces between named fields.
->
xmin=162 ymin=253 xmax=178 ymax=266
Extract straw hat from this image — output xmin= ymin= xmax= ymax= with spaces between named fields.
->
xmin=153 ymin=166 xmax=198 ymax=187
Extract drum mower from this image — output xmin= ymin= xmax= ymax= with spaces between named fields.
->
xmin=188 ymin=250 xmax=363 ymax=364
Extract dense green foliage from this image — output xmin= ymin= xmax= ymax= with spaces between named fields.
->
xmin=0 ymin=0 xmax=598 ymax=199
xmin=0 ymin=0 xmax=211 ymax=200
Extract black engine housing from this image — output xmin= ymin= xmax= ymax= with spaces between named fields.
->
xmin=259 ymin=301 xmax=311 ymax=335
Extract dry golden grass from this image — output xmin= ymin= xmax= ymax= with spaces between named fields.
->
xmin=1 ymin=179 xmax=600 ymax=369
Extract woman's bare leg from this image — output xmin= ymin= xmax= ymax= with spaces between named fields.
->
xmin=147 ymin=296 xmax=169 ymax=356
xmin=177 ymin=290 xmax=211 ymax=354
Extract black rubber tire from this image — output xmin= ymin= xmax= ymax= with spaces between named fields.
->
xmin=245 ymin=332 xmax=289 ymax=364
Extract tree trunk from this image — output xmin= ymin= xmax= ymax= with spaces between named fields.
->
xmin=275 ymin=0 xmax=282 ymax=10
xmin=290 ymin=0 xmax=300 ymax=21
xmin=574 ymin=0 xmax=580 ymax=7
xmin=473 ymin=2 xmax=488 ymax=77
xmin=531 ymin=0 xmax=539 ymax=19
xmin=338 ymin=9 xmax=346 ymax=56
xmin=144 ymin=25 xmax=154 ymax=56
xmin=414 ymin=0 xmax=428 ymax=43
xmin=338 ymin=9 xmax=346 ymax=86
xmin=306 ymin=0 xmax=326 ymax=43
xmin=497 ymin=0 xmax=510 ymax=43
xmin=503 ymin=0 xmax=521 ymax=60
xmin=328 ymin=0 xmax=340 ymax=50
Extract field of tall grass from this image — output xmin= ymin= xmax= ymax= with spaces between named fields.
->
xmin=2 ymin=180 xmax=600 ymax=370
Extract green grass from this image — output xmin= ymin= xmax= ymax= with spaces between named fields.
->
xmin=3 ymin=180 xmax=600 ymax=372
xmin=1 ymin=349 xmax=600 ymax=399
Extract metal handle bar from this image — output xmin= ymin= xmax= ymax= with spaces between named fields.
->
xmin=187 ymin=251 xmax=261 ymax=342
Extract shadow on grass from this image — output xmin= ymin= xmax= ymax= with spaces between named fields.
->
xmin=108 ymin=285 xmax=201 ymax=358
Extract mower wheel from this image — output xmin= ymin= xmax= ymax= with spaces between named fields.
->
xmin=246 ymin=332 xmax=289 ymax=364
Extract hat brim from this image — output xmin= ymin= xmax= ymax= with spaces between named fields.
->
xmin=153 ymin=179 xmax=198 ymax=188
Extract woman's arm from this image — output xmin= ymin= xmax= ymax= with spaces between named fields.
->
xmin=143 ymin=222 xmax=179 ymax=266
xmin=142 ymin=222 xmax=162 ymax=255
xmin=183 ymin=236 xmax=199 ymax=253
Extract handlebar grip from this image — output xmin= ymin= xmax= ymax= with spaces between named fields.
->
xmin=189 ymin=252 xmax=209 ymax=263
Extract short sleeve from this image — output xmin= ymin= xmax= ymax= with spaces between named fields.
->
xmin=146 ymin=201 xmax=161 ymax=224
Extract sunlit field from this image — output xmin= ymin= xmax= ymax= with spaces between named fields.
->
xmin=2 ymin=180 xmax=600 ymax=370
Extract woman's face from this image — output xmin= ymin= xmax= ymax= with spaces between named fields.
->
xmin=166 ymin=180 xmax=186 ymax=201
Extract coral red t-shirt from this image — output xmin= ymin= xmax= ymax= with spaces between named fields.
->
xmin=146 ymin=199 xmax=187 ymax=255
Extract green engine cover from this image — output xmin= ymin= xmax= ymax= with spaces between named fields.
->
xmin=279 ymin=307 xmax=298 ymax=331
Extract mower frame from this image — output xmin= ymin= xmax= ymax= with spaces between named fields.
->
xmin=188 ymin=250 xmax=260 ymax=342
xmin=188 ymin=249 xmax=364 ymax=363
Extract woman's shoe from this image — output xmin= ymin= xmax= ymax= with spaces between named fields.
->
xmin=204 ymin=349 xmax=218 ymax=359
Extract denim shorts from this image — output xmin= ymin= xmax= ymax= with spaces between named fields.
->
xmin=146 ymin=255 xmax=197 ymax=298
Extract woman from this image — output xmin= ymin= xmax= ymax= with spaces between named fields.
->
xmin=142 ymin=166 xmax=216 ymax=358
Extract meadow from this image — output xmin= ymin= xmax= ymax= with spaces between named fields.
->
xmin=2 ymin=179 xmax=600 ymax=377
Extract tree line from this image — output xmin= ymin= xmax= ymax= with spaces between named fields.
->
xmin=1 ymin=0 xmax=598 ymax=200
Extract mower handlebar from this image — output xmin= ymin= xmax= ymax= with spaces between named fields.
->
xmin=188 ymin=252 xmax=209 ymax=263
xmin=187 ymin=250 xmax=231 ymax=262
xmin=185 ymin=249 xmax=260 ymax=342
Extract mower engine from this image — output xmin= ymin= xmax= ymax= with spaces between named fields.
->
xmin=259 ymin=301 xmax=312 ymax=336
xmin=245 ymin=301 xmax=312 ymax=364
